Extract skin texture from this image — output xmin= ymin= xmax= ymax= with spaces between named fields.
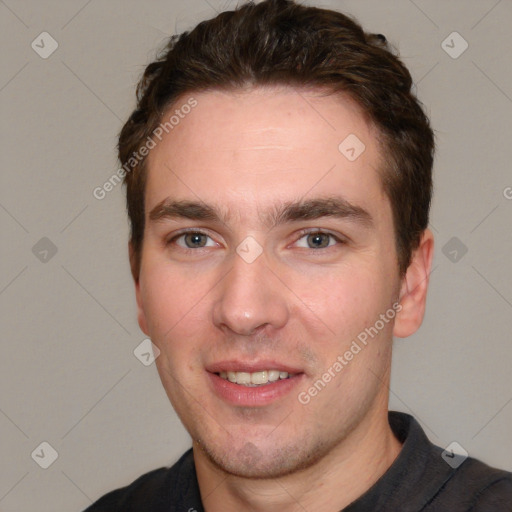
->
xmin=131 ymin=86 xmax=434 ymax=511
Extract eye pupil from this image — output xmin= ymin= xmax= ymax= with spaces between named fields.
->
xmin=185 ymin=232 xmax=207 ymax=248
xmin=177 ymin=231 xmax=336 ymax=250
xmin=308 ymin=233 xmax=329 ymax=249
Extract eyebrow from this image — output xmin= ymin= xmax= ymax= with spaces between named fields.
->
xmin=149 ymin=196 xmax=373 ymax=229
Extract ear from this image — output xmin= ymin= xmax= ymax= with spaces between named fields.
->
xmin=393 ymin=229 xmax=434 ymax=338
xmin=129 ymin=241 xmax=149 ymax=336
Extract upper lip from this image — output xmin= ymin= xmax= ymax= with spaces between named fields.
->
xmin=206 ymin=360 xmax=304 ymax=374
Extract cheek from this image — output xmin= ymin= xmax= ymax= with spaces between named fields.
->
xmin=140 ymin=258 xmax=208 ymax=335
xmin=293 ymin=265 xmax=389 ymax=339
xmin=139 ymin=259 xmax=218 ymax=373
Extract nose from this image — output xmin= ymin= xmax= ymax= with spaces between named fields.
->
xmin=212 ymin=249 xmax=289 ymax=337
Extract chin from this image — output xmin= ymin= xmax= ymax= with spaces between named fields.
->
xmin=197 ymin=436 xmax=331 ymax=480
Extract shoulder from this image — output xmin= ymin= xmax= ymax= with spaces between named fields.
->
xmin=82 ymin=449 xmax=198 ymax=512
xmin=439 ymin=456 xmax=512 ymax=511
xmin=385 ymin=412 xmax=512 ymax=510
xmin=83 ymin=467 xmax=171 ymax=511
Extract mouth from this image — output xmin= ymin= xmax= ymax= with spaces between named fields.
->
xmin=206 ymin=362 xmax=304 ymax=406
xmin=216 ymin=370 xmax=296 ymax=387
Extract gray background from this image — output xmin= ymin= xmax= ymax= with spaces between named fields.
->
xmin=1 ymin=0 xmax=511 ymax=510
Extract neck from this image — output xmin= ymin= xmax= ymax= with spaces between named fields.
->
xmin=194 ymin=401 xmax=402 ymax=512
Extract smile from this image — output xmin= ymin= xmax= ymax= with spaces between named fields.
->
xmin=217 ymin=370 xmax=295 ymax=386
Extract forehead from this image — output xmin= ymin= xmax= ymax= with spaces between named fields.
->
xmin=144 ymin=86 xmax=387 ymax=221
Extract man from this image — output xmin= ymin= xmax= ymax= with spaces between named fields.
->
xmin=85 ymin=0 xmax=512 ymax=510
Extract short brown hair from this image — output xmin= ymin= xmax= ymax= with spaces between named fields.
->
xmin=119 ymin=0 xmax=434 ymax=277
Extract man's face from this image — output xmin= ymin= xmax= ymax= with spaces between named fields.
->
xmin=135 ymin=87 xmax=404 ymax=478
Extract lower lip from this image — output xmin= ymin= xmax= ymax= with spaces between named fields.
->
xmin=207 ymin=372 xmax=303 ymax=406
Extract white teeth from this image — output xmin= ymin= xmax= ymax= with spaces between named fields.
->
xmin=236 ymin=372 xmax=251 ymax=385
xmin=218 ymin=370 xmax=294 ymax=386
xmin=251 ymin=371 xmax=268 ymax=385
xmin=268 ymin=370 xmax=280 ymax=382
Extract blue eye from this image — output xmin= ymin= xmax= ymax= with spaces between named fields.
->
xmin=167 ymin=229 xmax=344 ymax=253
xmin=295 ymin=231 xmax=341 ymax=249
xmin=171 ymin=231 xmax=216 ymax=249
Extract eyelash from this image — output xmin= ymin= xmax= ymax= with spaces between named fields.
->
xmin=166 ymin=228 xmax=346 ymax=253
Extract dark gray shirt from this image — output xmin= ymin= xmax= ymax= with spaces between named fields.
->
xmin=84 ymin=411 xmax=512 ymax=511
